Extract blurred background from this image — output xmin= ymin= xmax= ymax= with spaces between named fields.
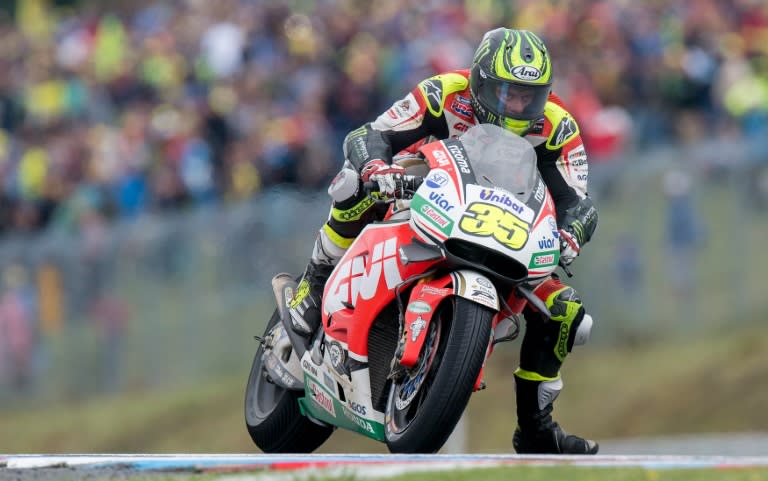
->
xmin=0 ymin=0 xmax=766 ymax=452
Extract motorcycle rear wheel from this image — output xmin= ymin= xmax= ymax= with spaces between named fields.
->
xmin=244 ymin=308 xmax=334 ymax=453
xmin=384 ymin=297 xmax=493 ymax=453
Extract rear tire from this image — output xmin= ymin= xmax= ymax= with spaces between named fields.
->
xmin=244 ymin=309 xmax=333 ymax=452
xmin=385 ymin=297 xmax=493 ymax=453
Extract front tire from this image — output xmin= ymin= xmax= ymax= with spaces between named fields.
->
xmin=244 ymin=309 xmax=333 ymax=452
xmin=385 ymin=297 xmax=493 ymax=453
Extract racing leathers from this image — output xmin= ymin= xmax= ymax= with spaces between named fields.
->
xmin=289 ymin=70 xmax=600 ymax=454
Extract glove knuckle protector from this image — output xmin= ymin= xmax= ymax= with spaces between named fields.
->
xmin=560 ymin=197 xmax=598 ymax=246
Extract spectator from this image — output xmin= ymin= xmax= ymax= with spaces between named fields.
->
xmin=0 ymin=0 xmax=765 ymax=238
xmin=662 ymin=168 xmax=704 ymax=298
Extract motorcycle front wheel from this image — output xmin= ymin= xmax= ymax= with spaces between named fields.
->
xmin=244 ymin=308 xmax=334 ymax=453
xmin=384 ymin=297 xmax=493 ymax=453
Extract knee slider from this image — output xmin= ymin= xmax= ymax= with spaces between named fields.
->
xmin=571 ymin=313 xmax=593 ymax=347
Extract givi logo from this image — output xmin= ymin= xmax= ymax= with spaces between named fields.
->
xmin=324 ymin=238 xmax=402 ymax=314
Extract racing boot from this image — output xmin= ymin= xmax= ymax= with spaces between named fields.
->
xmin=288 ymin=260 xmax=334 ymax=336
xmin=512 ymin=375 xmax=599 ymax=454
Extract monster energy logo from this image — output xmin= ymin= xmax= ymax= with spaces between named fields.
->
xmin=474 ymin=37 xmax=492 ymax=63
xmin=347 ymin=126 xmax=367 ymax=139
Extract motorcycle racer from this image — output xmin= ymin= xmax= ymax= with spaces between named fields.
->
xmin=288 ymin=28 xmax=599 ymax=454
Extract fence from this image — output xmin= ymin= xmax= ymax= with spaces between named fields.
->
xmin=0 ymin=141 xmax=766 ymax=405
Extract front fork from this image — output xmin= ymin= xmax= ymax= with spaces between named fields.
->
xmin=393 ymin=269 xmax=504 ymax=391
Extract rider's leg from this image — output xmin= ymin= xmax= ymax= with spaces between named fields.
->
xmin=289 ymin=167 xmax=383 ymax=335
xmin=512 ymin=276 xmax=597 ymax=454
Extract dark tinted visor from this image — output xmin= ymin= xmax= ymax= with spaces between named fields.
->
xmin=472 ymin=67 xmax=550 ymax=121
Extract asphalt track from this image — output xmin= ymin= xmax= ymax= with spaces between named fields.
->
xmin=3 ymin=453 xmax=768 ymax=480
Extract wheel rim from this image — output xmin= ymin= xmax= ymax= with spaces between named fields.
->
xmin=246 ymin=325 xmax=289 ymax=423
xmin=386 ymin=305 xmax=446 ymax=434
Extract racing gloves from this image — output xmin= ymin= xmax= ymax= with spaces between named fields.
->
xmin=558 ymin=228 xmax=581 ymax=266
xmin=360 ymin=159 xmax=406 ymax=197
xmin=558 ymin=196 xmax=599 ymax=266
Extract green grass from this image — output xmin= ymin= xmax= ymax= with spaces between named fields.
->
xmin=1 ymin=323 xmax=767 ymax=453
xmin=379 ymin=467 xmax=768 ymax=481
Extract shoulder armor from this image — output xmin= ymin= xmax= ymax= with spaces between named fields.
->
xmin=417 ymin=72 xmax=469 ymax=117
xmin=544 ymin=101 xmax=580 ymax=150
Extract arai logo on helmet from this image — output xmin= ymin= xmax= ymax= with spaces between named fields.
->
xmin=511 ymin=65 xmax=542 ymax=81
xmin=426 ymin=171 xmax=449 ymax=189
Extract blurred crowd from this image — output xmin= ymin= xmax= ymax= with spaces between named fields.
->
xmin=0 ymin=0 xmax=767 ymax=237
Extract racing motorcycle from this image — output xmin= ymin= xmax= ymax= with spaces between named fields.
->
xmin=244 ymin=124 xmax=567 ymax=453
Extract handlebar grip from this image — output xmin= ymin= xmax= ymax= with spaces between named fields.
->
xmin=363 ymin=175 xmax=423 ymax=196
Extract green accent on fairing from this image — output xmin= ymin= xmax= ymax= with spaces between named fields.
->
xmin=298 ymin=374 xmax=386 ymax=441
xmin=411 ymin=194 xmax=454 ymax=235
xmin=331 ymin=195 xmax=376 ymax=222
xmin=528 ymin=249 xmax=560 ymax=268
xmin=514 ymin=367 xmax=560 ymax=382
xmin=417 ymin=73 xmax=469 ymax=117
xmin=546 ymin=287 xmax=582 ymax=362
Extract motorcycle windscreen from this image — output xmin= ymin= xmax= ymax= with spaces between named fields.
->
xmin=458 ymin=123 xmax=539 ymax=203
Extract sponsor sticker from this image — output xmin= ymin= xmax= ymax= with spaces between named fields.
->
xmin=512 ymin=65 xmax=542 ymax=81
xmin=425 ymin=171 xmax=450 ymax=189
xmin=410 ymin=316 xmax=427 ymax=342
xmin=428 ymin=190 xmax=455 ymax=212
xmin=568 ymin=146 xmax=587 ymax=166
xmin=478 ymin=189 xmax=524 ymax=214
xmin=447 ymin=144 xmax=471 ymax=174
xmin=469 ymin=290 xmax=498 ymax=310
xmin=421 ymin=285 xmax=450 ymax=296
xmin=309 ymin=380 xmax=336 ymax=416
xmin=453 ymin=122 xmax=469 ymax=133
xmin=431 ymin=148 xmax=451 ymax=167
xmin=328 ymin=341 xmax=345 ymax=372
xmin=529 ymin=249 xmax=560 ymax=268
xmin=407 ymin=300 xmax=432 ymax=314
xmin=450 ymin=100 xmax=473 ymax=119
xmin=412 ymin=195 xmax=454 ymax=235
xmin=342 ymin=406 xmax=375 ymax=434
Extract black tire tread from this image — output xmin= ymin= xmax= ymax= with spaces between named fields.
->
xmin=386 ymin=297 xmax=493 ymax=453
xmin=244 ymin=309 xmax=334 ymax=453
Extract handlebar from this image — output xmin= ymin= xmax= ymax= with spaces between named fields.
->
xmin=363 ymin=175 xmax=424 ymax=198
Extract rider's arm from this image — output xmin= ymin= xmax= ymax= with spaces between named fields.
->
xmin=534 ymin=109 xmax=598 ymax=246
xmin=343 ymin=121 xmax=440 ymax=172
xmin=343 ymin=74 xmax=467 ymax=172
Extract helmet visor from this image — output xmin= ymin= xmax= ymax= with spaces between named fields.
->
xmin=473 ymin=70 xmax=550 ymax=121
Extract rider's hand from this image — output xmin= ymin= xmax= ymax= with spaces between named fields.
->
xmin=360 ymin=159 xmax=405 ymax=197
xmin=558 ymin=228 xmax=581 ymax=266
